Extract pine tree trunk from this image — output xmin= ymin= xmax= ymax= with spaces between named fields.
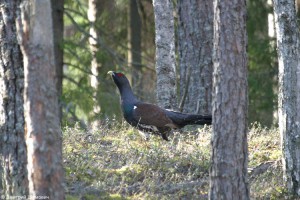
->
xmin=152 ymin=0 xmax=177 ymax=109
xmin=209 ymin=0 xmax=249 ymax=199
xmin=178 ymin=0 xmax=213 ymax=115
xmin=273 ymin=0 xmax=300 ymax=196
xmin=17 ymin=0 xmax=65 ymax=198
xmin=0 ymin=0 xmax=28 ymax=195
xmin=128 ymin=0 xmax=142 ymax=97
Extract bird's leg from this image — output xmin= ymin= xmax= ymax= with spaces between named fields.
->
xmin=138 ymin=130 xmax=150 ymax=141
xmin=161 ymin=133 xmax=169 ymax=141
xmin=157 ymin=127 xmax=172 ymax=141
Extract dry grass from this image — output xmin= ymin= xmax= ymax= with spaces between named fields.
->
xmin=63 ymin=121 xmax=290 ymax=200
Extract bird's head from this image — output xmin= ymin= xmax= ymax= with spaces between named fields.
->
xmin=107 ymin=71 xmax=131 ymax=90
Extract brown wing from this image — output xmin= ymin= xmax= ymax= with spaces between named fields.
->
xmin=132 ymin=103 xmax=177 ymax=128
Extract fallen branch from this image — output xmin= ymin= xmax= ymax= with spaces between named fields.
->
xmin=248 ymin=160 xmax=281 ymax=182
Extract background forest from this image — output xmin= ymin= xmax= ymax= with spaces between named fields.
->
xmin=63 ymin=0 xmax=279 ymax=127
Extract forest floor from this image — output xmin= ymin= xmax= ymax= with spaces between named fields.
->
xmin=63 ymin=121 xmax=291 ymax=200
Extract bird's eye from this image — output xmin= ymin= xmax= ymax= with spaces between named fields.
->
xmin=116 ymin=73 xmax=124 ymax=77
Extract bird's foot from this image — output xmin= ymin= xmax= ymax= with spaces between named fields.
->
xmin=138 ymin=130 xmax=150 ymax=141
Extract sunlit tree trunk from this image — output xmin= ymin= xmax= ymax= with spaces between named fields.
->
xmin=178 ymin=0 xmax=213 ymax=114
xmin=88 ymin=0 xmax=101 ymax=127
xmin=0 ymin=0 xmax=28 ymax=196
xmin=88 ymin=0 xmax=118 ymax=125
xmin=17 ymin=0 xmax=64 ymax=198
xmin=273 ymin=0 xmax=300 ymax=196
xmin=152 ymin=0 xmax=177 ymax=109
xmin=128 ymin=0 xmax=142 ymax=97
xmin=209 ymin=0 xmax=249 ymax=199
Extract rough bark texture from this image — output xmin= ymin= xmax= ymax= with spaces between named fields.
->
xmin=209 ymin=0 xmax=249 ymax=199
xmin=273 ymin=0 xmax=300 ymax=196
xmin=51 ymin=0 xmax=64 ymax=120
xmin=128 ymin=0 xmax=142 ymax=96
xmin=178 ymin=0 xmax=213 ymax=114
xmin=17 ymin=0 xmax=65 ymax=198
xmin=0 ymin=0 xmax=28 ymax=196
xmin=152 ymin=0 xmax=177 ymax=109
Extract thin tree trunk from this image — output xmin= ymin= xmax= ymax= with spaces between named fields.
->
xmin=209 ymin=0 xmax=249 ymax=199
xmin=128 ymin=0 xmax=142 ymax=97
xmin=17 ymin=0 xmax=65 ymax=198
xmin=273 ymin=0 xmax=300 ymax=196
xmin=178 ymin=0 xmax=213 ymax=114
xmin=88 ymin=0 xmax=118 ymax=125
xmin=88 ymin=0 xmax=101 ymax=126
xmin=152 ymin=0 xmax=177 ymax=109
xmin=0 ymin=0 xmax=28 ymax=195
xmin=51 ymin=0 xmax=64 ymax=121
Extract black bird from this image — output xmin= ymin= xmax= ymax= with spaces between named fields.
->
xmin=108 ymin=71 xmax=212 ymax=141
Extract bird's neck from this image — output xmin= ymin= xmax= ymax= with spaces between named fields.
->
xmin=119 ymin=85 xmax=138 ymax=105
xmin=119 ymin=86 xmax=138 ymax=119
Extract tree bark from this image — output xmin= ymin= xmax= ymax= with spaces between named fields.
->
xmin=128 ymin=0 xmax=142 ymax=97
xmin=273 ymin=0 xmax=300 ymax=196
xmin=0 ymin=0 xmax=28 ymax=196
xmin=17 ymin=0 xmax=65 ymax=198
xmin=152 ymin=0 xmax=177 ymax=110
xmin=209 ymin=0 xmax=249 ymax=199
xmin=178 ymin=0 xmax=213 ymax=114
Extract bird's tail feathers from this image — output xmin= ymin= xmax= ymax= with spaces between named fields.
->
xmin=165 ymin=110 xmax=212 ymax=127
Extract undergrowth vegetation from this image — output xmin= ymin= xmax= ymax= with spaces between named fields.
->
xmin=63 ymin=121 xmax=290 ymax=199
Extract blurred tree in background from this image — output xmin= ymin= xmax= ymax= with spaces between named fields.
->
xmin=62 ymin=0 xmax=156 ymax=128
xmin=247 ymin=0 xmax=277 ymax=126
xmin=62 ymin=0 xmax=279 ymax=128
xmin=63 ymin=0 xmax=128 ymax=126
xmin=128 ymin=0 xmax=142 ymax=98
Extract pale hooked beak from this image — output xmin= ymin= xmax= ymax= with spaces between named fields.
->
xmin=107 ymin=71 xmax=114 ymax=75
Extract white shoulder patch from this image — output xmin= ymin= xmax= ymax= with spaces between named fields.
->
xmin=133 ymin=106 xmax=137 ymax=110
